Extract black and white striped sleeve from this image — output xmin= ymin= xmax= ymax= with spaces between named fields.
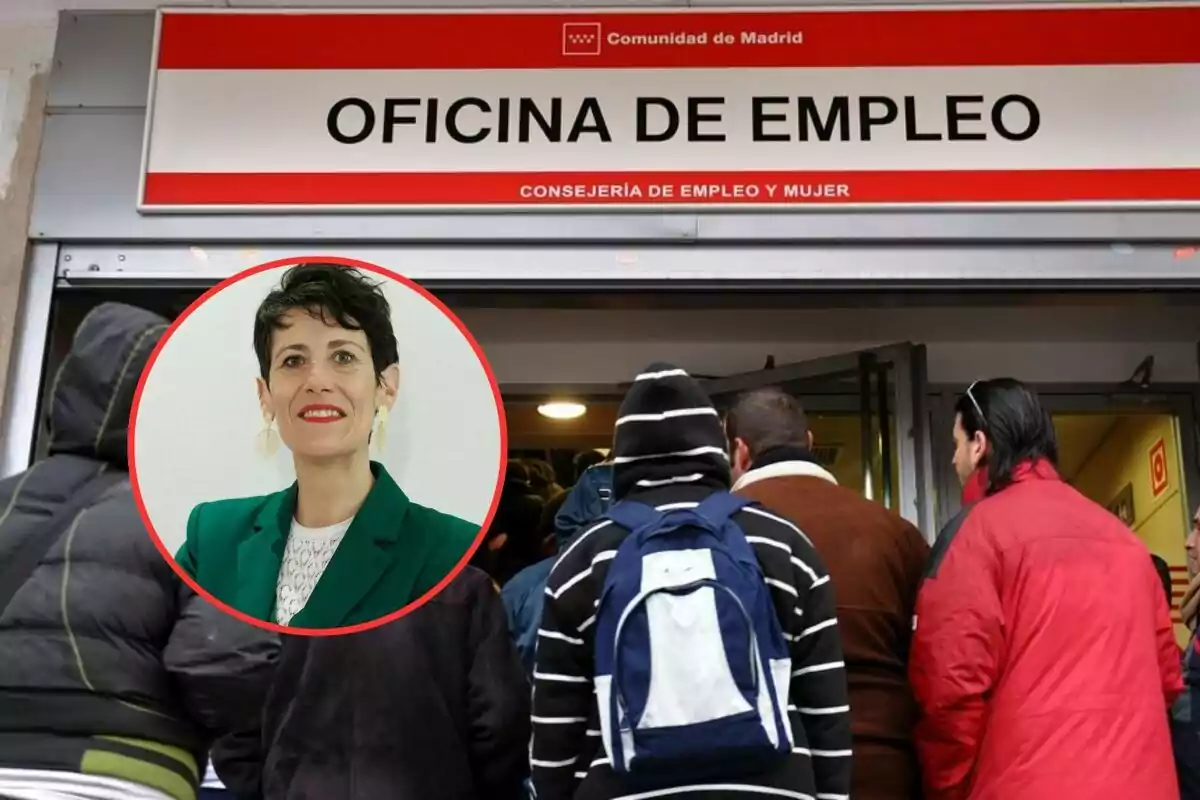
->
xmin=789 ymin=543 xmax=853 ymax=800
xmin=529 ymin=541 xmax=599 ymax=800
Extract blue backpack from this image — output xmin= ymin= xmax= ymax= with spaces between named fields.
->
xmin=594 ymin=492 xmax=794 ymax=783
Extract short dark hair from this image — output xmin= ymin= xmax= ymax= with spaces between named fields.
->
xmin=525 ymin=458 xmax=556 ymax=491
xmin=505 ymin=460 xmax=530 ymax=485
xmin=724 ymin=387 xmax=809 ymax=460
xmin=573 ymin=449 xmax=606 ymax=482
xmin=954 ymin=378 xmax=1058 ymax=494
xmin=253 ymin=263 xmax=399 ymax=384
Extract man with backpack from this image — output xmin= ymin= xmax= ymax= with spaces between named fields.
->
xmin=530 ymin=363 xmax=852 ymax=800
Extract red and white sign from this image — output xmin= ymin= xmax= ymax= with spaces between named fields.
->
xmin=1150 ymin=438 xmax=1170 ymax=498
xmin=1171 ymin=565 xmax=1187 ymax=624
xmin=139 ymin=5 xmax=1200 ymax=211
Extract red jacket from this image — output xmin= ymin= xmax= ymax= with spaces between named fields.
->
xmin=961 ymin=466 xmax=988 ymax=506
xmin=911 ymin=460 xmax=1183 ymax=800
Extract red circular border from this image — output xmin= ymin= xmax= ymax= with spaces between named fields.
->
xmin=128 ymin=255 xmax=508 ymax=637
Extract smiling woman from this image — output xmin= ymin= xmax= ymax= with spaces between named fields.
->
xmin=131 ymin=260 xmax=505 ymax=634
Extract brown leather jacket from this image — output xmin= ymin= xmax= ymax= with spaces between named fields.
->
xmin=735 ymin=455 xmax=930 ymax=800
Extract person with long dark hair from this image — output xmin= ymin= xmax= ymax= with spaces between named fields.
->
xmin=910 ymin=378 xmax=1182 ymax=799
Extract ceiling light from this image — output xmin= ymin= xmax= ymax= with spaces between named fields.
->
xmin=538 ymin=401 xmax=587 ymax=420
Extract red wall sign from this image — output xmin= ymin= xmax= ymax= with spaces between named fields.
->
xmin=1149 ymin=438 xmax=1170 ymax=498
xmin=139 ymin=4 xmax=1200 ymax=211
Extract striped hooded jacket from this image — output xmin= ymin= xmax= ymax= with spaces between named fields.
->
xmin=530 ymin=363 xmax=853 ymax=800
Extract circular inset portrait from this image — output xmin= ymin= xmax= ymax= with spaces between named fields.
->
xmin=131 ymin=257 xmax=505 ymax=635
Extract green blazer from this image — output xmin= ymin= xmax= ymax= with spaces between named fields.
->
xmin=174 ymin=461 xmax=480 ymax=629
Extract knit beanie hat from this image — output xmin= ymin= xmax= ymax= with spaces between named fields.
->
xmin=610 ymin=363 xmax=731 ymax=500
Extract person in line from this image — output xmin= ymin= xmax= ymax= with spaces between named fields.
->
xmin=531 ymin=363 xmax=852 ymax=800
xmin=1154 ymin=554 xmax=1177 ymax=611
xmin=1171 ymin=506 xmax=1200 ymax=799
xmin=471 ymin=468 xmax=546 ymax=587
xmin=1181 ymin=505 xmax=1200 ymax=639
xmin=256 ymin=565 xmax=531 ymax=799
xmin=469 ymin=510 xmax=515 ymax=592
xmin=910 ymin=378 xmax=1182 ymax=799
xmin=176 ymin=263 xmax=480 ymax=629
xmin=0 ymin=302 xmax=277 ymax=800
xmin=555 ymin=455 xmax=615 ymax=545
xmin=501 ymin=460 xmax=614 ymax=677
xmin=505 ymin=461 xmax=548 ymax=563
xmin=572 ymin=449 xmax=607 ymax=484
xmin=509 ymin=467 xmax=558 ymax=578
xmin=531 ymin=486 xmax=571 ymax=563
xmin=506 ymin=459 xmax=533 ymax=489
xmin=525 ymin=458 xmax=564 ymax=503
xmin=726 ymin=387 xmax=929 ymax=800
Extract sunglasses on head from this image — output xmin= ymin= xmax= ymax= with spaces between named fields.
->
xmin=965 ymin=380 xmax=987 ymax=430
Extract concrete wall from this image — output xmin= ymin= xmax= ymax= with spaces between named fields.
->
xmin=0 ymin=10 xmax=56 ymax=430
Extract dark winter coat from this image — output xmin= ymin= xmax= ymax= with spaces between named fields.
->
xmin=1171 ymin=639 xmax=1200 ymax=800
xmin=258 ymin=566 xmax=530 ymax=800
xmin=0 ymin=302 xmax=279 ymax=800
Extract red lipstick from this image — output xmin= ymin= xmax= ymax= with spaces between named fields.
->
xmin=297 ymin=404 xmax=347 ymax=423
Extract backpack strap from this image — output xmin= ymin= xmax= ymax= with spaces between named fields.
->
xmin=694 ymin=492 xmax=755 ymax=530
xmin=604 ymin=500 xmax=662 ymax=535
xmin=694 ymin=492 xmax=764 ymax=569
xmin=0 ymin=468 xmax=126 ymax=615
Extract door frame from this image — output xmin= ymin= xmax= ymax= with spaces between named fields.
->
xmin=702 ymin=342 xmax=934 ymax=538
xmin=501 ymin=384 xmax=870 ymax=412
xmin=499 ymin=343 xmax=936 ymax=539
xmin=500 ymin=384 xmax=882 ymax=452
xmin=928 ymin=382 xmax=1200 ymax=533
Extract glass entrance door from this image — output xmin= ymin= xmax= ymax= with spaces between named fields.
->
xmin=702 ymin=343 xmax=934 ymax=539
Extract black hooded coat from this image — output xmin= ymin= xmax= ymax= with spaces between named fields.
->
xmin=0 ymin=302 xmax=278 ymax=800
